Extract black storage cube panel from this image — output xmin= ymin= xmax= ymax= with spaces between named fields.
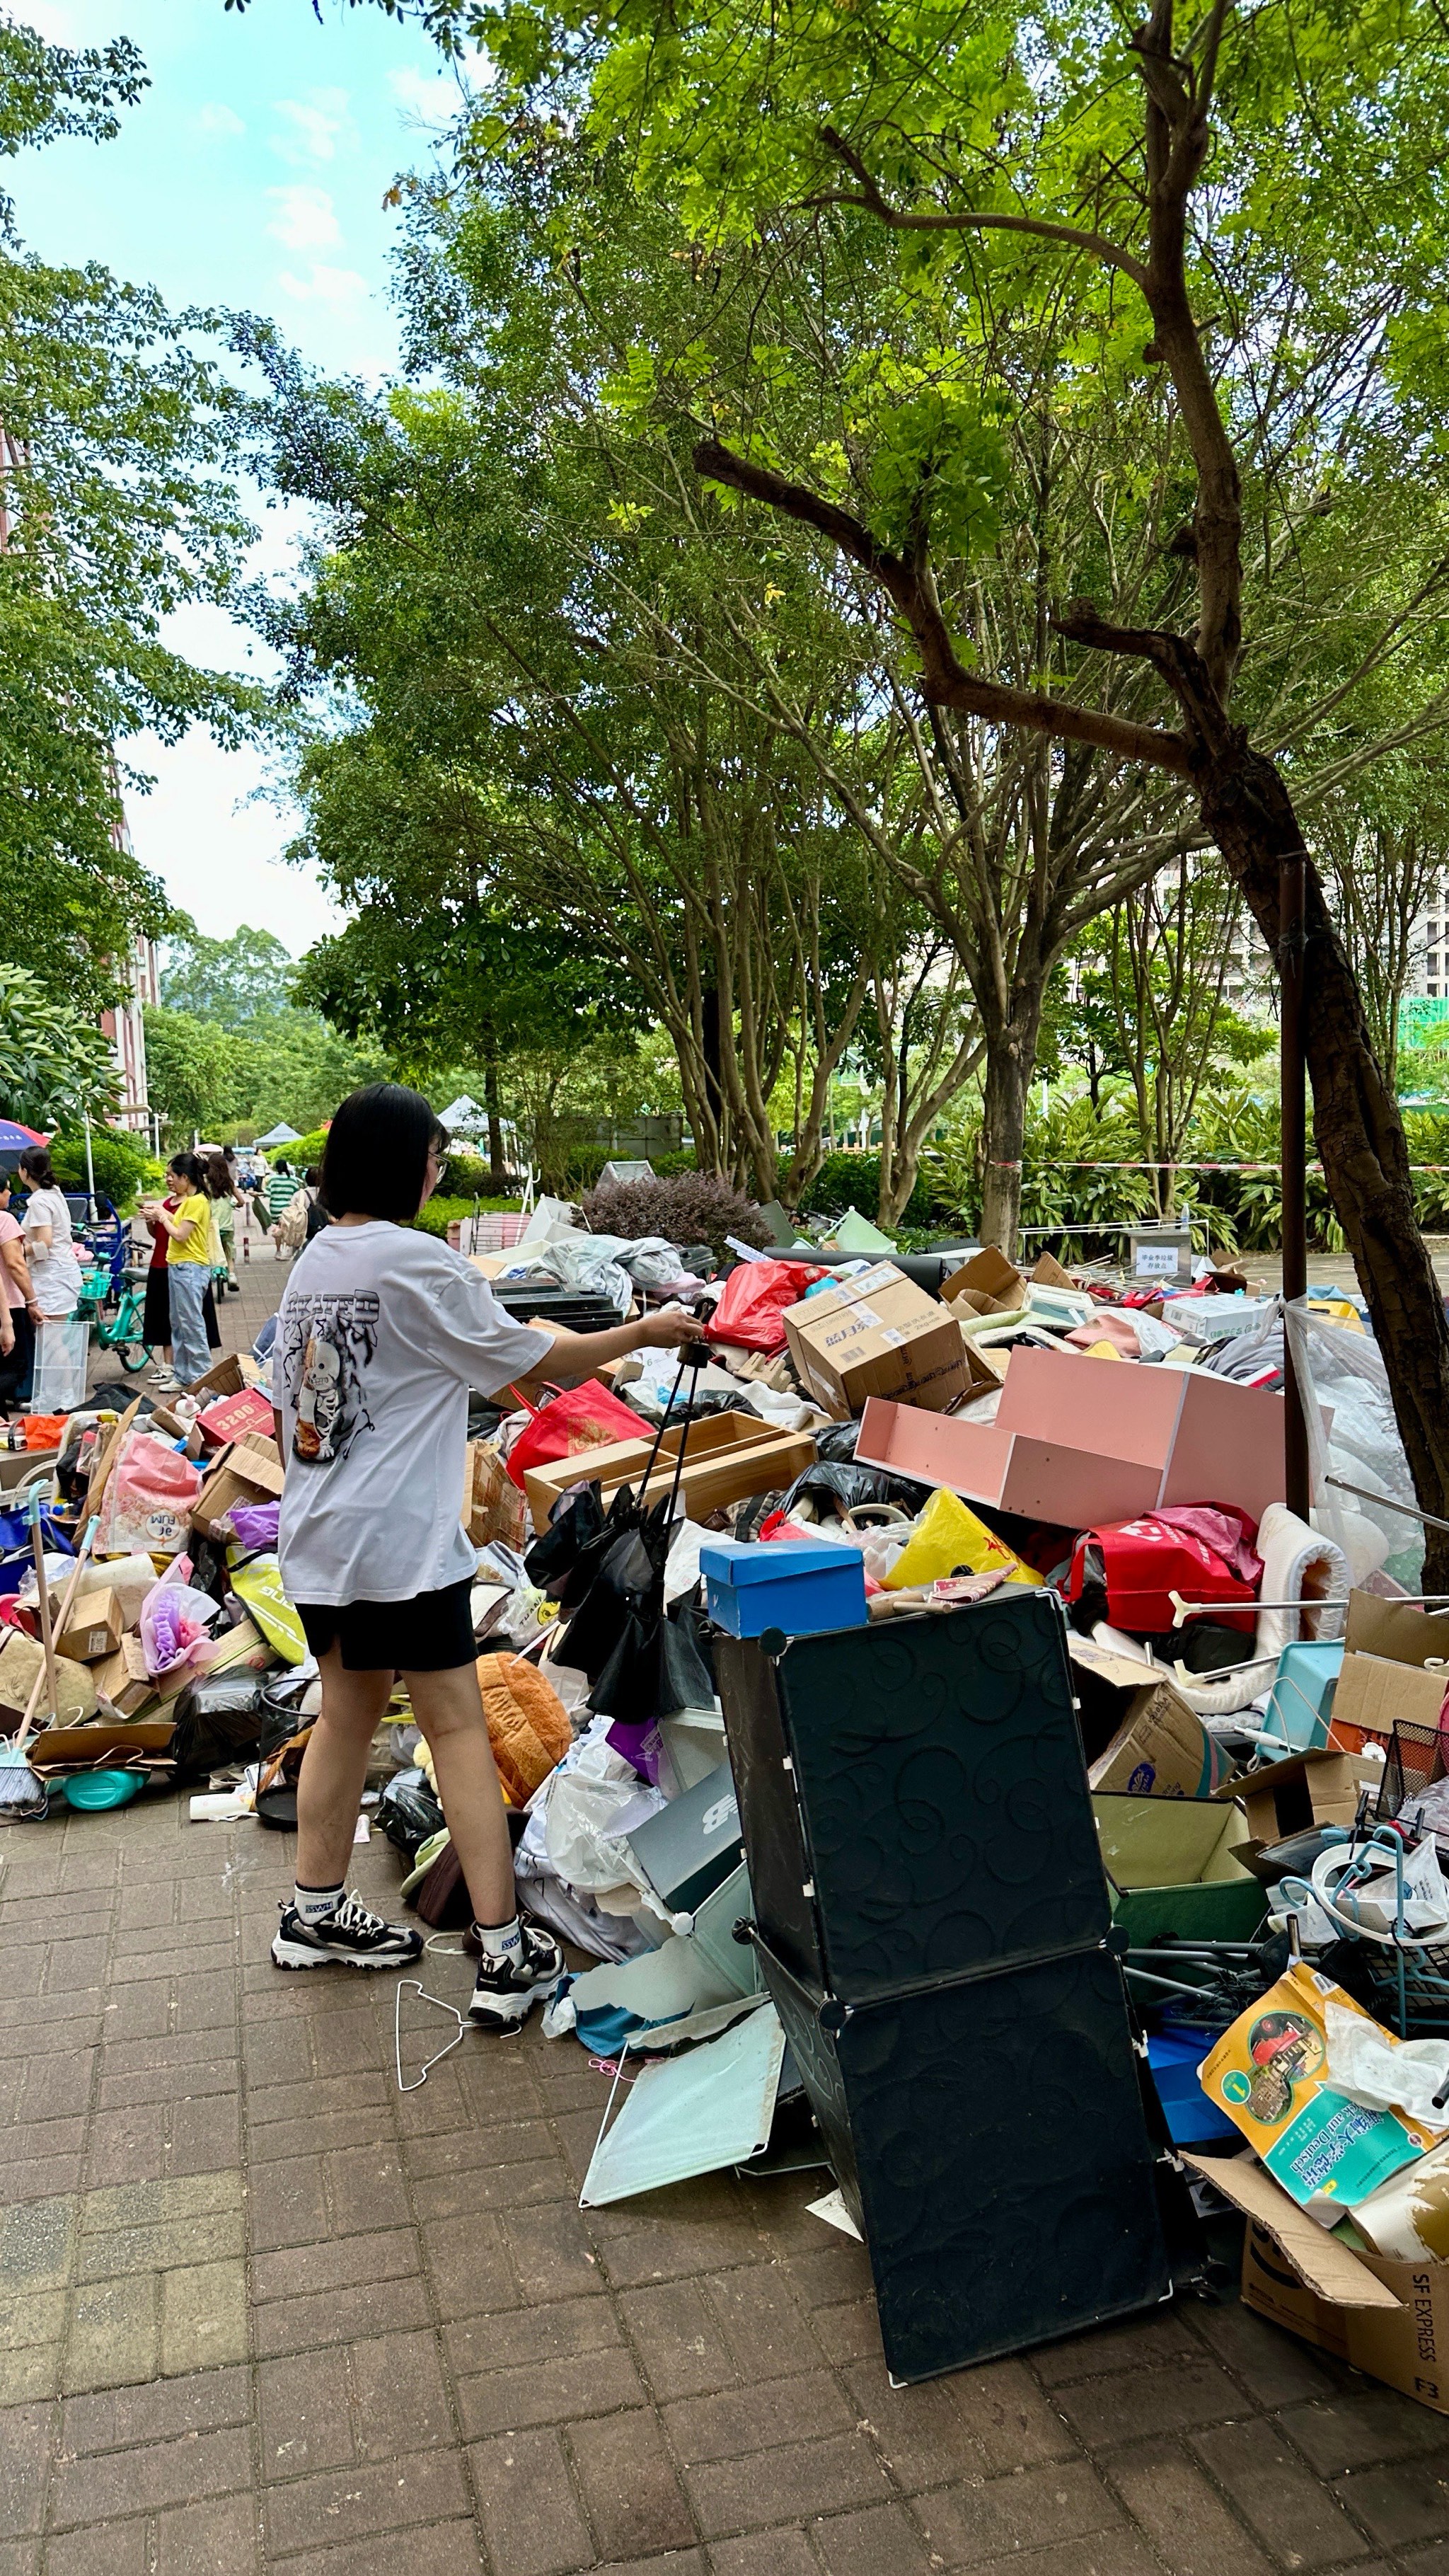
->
xmin=758 ymin=1936 xmax=1170 ymax=2382
xmin=715 ymin=1592 xmax=1109 ymax=2002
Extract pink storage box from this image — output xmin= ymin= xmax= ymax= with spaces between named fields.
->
xmin=855 ymin=1349 xmax=1286 ymax=1529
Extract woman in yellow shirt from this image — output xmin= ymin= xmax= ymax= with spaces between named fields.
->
xmin=141 ymin=1154 xmax=214 ymax=1388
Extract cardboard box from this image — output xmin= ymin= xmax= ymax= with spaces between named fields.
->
xmin=56 ymin=1585 xmax=124 ymax=1665
xmin=1094 ymin=1790 xmax=1266 ymax=1942
xmin=1330 ymin=1650 xmax=1445 ymax=1744
xmin=28 ymin=1716 xmax=175 ymax=1776
xmin=856 ymin=1346 xmax=1288 ymax=1527
xmin=521 ymin=1411 xmax=816 ymax=1529
xmin=92 ymin=1645 xmax=156 ymax=1716
xmin=783 ymin=1263 xmax=969 ymax=1421
xmin=1085 ymin=1669 xmax=1229 ymax=1800
xmin=191 ymin=1434 xmax=285 ymax=1541
xmin=1187 ymin=2154 xmax=1449 ymax=2415
xmin=1346 ymin=1588 xmax=1449 ymax=1669
xmin=942 ymin=1246 xmax=1027 ymax=1318
xmin=701 ymin=1539 xmax=868 ymax=1640
xmin=1218 ymin=1747 xmax=1380 ymax=1846
xmin=465 ymin=1440 xmax=526 ymax=1551
xmin=0 ymin=1630 xmax=98 ymax=1727
xmin=197 ymin=1386 xmax=275 ymax=1449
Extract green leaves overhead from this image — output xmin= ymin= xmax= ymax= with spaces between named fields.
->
xmin=0 ymin=16 xmax=260 ymax=1006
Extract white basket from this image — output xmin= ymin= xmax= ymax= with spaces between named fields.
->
xmin=32 ymin=1313 xmax=89 ymax=1410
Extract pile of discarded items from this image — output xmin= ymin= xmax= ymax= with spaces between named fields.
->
xmin=13 ymin=1192 xmax=1449 ymax=2404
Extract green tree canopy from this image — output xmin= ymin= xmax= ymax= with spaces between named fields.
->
xmin=159 ymin=926 xmax=296 ymax=1025
xmin=1 ymin=15 xmax=260 ymax=1008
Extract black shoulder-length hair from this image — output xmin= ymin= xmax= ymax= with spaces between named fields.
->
xmin=18 ymin=1146 xmax=55 ymax=1190
xmin=320 ymin=1084 xmax=446 ymax=1222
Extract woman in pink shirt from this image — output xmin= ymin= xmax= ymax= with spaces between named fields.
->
xmin=0 ymin=1171 xmax=37 ymax=1413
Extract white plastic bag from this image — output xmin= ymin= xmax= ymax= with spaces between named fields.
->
xmin=1285 ymin=1299 xmax=1424 ymax=1589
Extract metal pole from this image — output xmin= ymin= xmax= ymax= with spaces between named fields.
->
xmin=1280 ymin=846 xmax=1310 ymax=1517
xmin=83 ymin=1111 xmax=98 ymax=1225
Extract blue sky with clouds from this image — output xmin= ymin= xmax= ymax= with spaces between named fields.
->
xmin=11 ymin=0 xmax=469 ymax=953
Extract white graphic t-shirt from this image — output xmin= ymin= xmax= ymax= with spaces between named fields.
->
xmin=272 ymin=1221 xmax=551 ymax=1606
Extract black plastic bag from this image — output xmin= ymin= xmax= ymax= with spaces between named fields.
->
xmin=557 ymin=1514 xmax=660 ymax=1681
xmin=780 ymin=1459 xmax=910 ymax=1519
xmin=171 ymin=1671 xmax=267 ymax=1782
xmin=589 ymin=1599 xmax=716 ymax=1720
xmin=377 ymin=1766 xmax=446 ymax=1858
xmin=258 ymin=1672 xmax=319 ymax=1761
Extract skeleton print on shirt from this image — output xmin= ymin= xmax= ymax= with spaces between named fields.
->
xmin=278 ymin=1292 xmax=380 ymax=1466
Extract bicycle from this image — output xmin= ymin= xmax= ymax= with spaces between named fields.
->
xmin=84 ymin=1263 xmax=152 ymax=1374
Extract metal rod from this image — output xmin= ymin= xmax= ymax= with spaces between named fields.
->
xmin=1327 ymin=1475 xmax=1449 ymax=1538
xmin=1280 ymin=845 xmax=1310 ymax=1517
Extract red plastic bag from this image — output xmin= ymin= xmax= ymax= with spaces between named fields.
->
xmin=704 ymin=1259 xmax=825 ymax=1355
xmin=1066 ymin=1512 xmax=1258 ymax=1635
xmin=504 ymin=1381 xmax=646 ymax=1491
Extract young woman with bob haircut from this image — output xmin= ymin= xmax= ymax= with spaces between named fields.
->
xmin=269 ymin=1081 xmax=706 ymax=2026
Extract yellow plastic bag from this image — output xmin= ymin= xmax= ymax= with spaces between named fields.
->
xmin=231 ymin=1552 xmax=308 ymax=1664
xmin=884 ymin=1487 xmax=1041 ymax=1592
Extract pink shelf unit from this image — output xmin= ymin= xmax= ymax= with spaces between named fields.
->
xmin=855 ymin=1348 xmax=1286 ymax=1529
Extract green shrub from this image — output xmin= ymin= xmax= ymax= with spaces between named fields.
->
xmin=273 ymin=1126 xmax=330 ymax=1172
xmin=50 ymin=1127 xmax=159 ymax=1214
xmin=795 ymin=1151 xmax=932 ymax=1227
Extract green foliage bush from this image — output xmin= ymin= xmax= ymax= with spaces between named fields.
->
xmin=795 ymin=1151 xmax=931 ymax=1226
xmin=441 ymin=1150 xmax=524 ymax=1200
xmin=50 ymin=1127 xmax=160 ymax=1212
xmin=272 ymin=1127 xmax=329 ymax=1172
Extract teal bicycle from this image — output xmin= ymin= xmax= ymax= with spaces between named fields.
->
xmin=77 ymin=1263 xmax=151 ymax=1374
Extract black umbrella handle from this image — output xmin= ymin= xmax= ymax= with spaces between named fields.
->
xmin=661 ymin=1342 xmax=708 ymax=1527
xmin=637 ymin=1354 xmax=686 ymax=1502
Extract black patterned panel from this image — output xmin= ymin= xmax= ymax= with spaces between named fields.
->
xmin=714 ymin=1633 xmax=819 ymax=1985
xmin=757 ymin=1939 xmax=1170 ymax=2383
xmin=720 ymin=1593 xmax=1110 ymax=2001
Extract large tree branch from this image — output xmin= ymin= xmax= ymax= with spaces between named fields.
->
xmin=693 ymin=437 xmax=1193 ymax=775
xmin=809 ymin=127 xmax=1151 ymax=292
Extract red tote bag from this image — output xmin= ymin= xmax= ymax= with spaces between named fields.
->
xmin=504 ymin=1381 xmax=646 ymax=1490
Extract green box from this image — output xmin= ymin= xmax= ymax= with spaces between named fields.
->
xmin=1094 ymin=1793 xmax=1268 ymax=1943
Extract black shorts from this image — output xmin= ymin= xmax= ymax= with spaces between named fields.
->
xmin=296 ymin=1576 xmax=477 ymax=1673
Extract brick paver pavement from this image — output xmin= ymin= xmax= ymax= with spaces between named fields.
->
xmin=4 ymin=1236 xmax=1446 ymax=2572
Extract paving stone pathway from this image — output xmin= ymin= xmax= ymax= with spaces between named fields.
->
xmin=0 ymin=1235 xmax=1444 ymax=2572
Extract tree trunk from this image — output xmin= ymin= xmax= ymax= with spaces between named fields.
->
xmin=700 ymin=981 xmax=724 ymax=1168
xmin=1199 ymin=743 xmax=1449 ymax=1585
xmin=483 ymin=1043 xmax=507 ymax=1195
xmin=979 ymin=1012 xmax=1037 ymax=1255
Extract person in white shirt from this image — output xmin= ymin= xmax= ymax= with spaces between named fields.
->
xmin=17 ymin=1146 xmax=83 ymax=1321
xmin=270 ymin=1082 xmax=706 ymax=2027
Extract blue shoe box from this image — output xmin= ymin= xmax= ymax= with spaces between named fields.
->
xmin=700 ymin=1539 xmax=868 ymax=1640
xmin=1146 ymin=2031 xmax=1239 ymax=2144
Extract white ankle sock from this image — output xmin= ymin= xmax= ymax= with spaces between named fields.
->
xmin=295 ymin=1882 xmax=345 ymax=1923
xmin=477 ymin=1915 xmax=522 ymax=1961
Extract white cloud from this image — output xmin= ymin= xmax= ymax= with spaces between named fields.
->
xmin=266 ymin=185 xmax=341 ymax=254
xmin=18 ymin=2 xmax=75 ymax=38
xmin=195 ymin=103 xmax=246 ymax=140
xmin=270 ymin=90 xmax=355 ymax=168
xmin=388 ymin=63 xmax=460 ymax=125
xmin=277 ymin=263 xmax=370 ymax=309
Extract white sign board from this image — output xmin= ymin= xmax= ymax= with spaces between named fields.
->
xmin=1134 ymin=1244 xmax=1181 ymax=1279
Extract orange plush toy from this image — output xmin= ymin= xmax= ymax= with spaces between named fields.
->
xmin=475 ymin=1653 xmax=573 ymax=1807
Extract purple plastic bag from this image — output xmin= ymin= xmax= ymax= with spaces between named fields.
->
xmin=224 ymin=1500 xmax=282 ymax=1551
xmin=605 ymin=1718 xmax=664 ymax=1784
